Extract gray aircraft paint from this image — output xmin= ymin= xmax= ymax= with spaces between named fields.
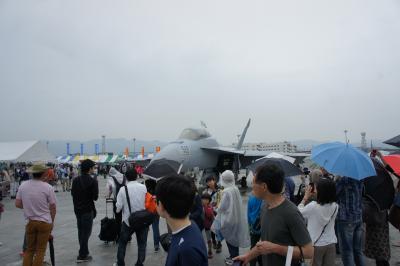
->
xmin=150 ymin=120 xmax=250 ymax=173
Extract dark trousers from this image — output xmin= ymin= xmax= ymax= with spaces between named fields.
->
xmin=113 ymin=203 xmax=122 ymax=240
xmin=76 ymin=212 xmax=94 ymax=257
xmin=250 ymin=234 xmax=263 ymax=266
xmin=226 ymin=241 xmax=239 ymax=259
xmin=117 ymin=222 xmax=148 ymax=266
xmin=152 ymin=215 xmax=160 ymax=248
xmin=376 ymin=260 xmax=389 ymax=266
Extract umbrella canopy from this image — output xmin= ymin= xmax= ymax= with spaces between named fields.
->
xmin=384 ymin=135 xmax=400 ymax=148
xmin=247 ymin=157 xmax=303 ymax=177
xmin=311 ymin=142 xmax=376 ymax=180
xmin=383 ymin=155 xmax=400 ymax=175
xmin=143 ymin=158 xmax=182 ymax=180
xmin=363 ymin=158 xmax=395 ymax=211
xmin=259 ymin=152 xmax=296 ymax=164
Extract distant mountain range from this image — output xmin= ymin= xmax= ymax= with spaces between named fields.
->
xmin=292 ymin=139 xmax=397 ymax=151
xmin=45 ymin=138 xmax=397 ymax=157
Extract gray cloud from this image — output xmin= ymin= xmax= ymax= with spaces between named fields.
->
xmin=0 ymin=0 xmax=399 ymax=145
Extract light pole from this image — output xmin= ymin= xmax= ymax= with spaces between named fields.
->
xmin=344 ymin=130 xmax=349 ymax=144
xmin=101 ymin=135 xmax=106 ymax=154
xmin=133 ymin=138 xmax=136 ymax=157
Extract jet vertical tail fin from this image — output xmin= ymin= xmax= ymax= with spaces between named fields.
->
xmin=236 ymin=119 xmax=251 ymax=150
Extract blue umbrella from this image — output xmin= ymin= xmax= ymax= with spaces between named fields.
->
xmin=311 ymin=142 xmax=376 ymax=180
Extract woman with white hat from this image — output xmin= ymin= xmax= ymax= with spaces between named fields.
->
xmin=212 ymin=170 xmax=250 ymax=265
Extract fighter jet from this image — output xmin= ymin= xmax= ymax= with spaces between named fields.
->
xmin=149 ymin=119 xmax=251 ymax=180
xmin=148 ymin=119 xmax=310 ymax=182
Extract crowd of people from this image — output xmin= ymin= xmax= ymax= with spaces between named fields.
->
xmin=1 ymin=149 xmax=400 ymax=266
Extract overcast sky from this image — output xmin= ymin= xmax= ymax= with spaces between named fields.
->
xmin=0 ymin=0 xmax=399 ymax=145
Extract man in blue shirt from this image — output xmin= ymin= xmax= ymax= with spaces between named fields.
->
xmin=336 ymin=176 xmax=365 ymax=266
xmin=155 ymin=174 xmax=208 ymax=266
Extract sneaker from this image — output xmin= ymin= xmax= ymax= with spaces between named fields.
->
xmin=224 ymin=257 xmax=233 ymax=265
xmin=208 ymin=252 xmax=213 ymax=259
xmin=76 ymin=255 xmax=92 ymax=263
xmin=154 ymin=246 xmax=160 ymax=253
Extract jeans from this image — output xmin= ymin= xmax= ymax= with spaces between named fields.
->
xmin=152 ymin=215 xmax=160 ymax=248
xmin=76 ymin=211 xmax=93 ymax=258
xmin=117 ymin=222 xmax=149 ymax=266
xmin=226 ymin=241 xmax=239 ymax=259
xmin=23 ymin=220 xmax=52 ymax=266
xmin=250 ymin=234 xmax=263 ymax=266
xmin=337 ymin=220 xmax=365 ymax=266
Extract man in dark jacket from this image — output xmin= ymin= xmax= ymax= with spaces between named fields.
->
xmin=71 ymin=159 xmax=99 ymax=263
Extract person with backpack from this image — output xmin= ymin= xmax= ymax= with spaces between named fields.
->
xmin=114 ymin=168 xmax=148 ymax=266
xmin=107 ymin=167 xmax=126 ymax=240
xmin=145 ymin=179 xmax=160 ymax=252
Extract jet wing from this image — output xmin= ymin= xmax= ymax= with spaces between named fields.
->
xmin=201 ymin=148 xmax=310 ymax=158
xmin=241 ymin=150 xmax=310 ymax=158
xmin=201 ymin=146 xmax=245 ymax=155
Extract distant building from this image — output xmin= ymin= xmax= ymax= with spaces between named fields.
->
xmin=233 ymin=141 xmax=298 ymax=153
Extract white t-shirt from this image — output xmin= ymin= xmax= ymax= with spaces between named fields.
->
xmin=298 ymin=201 xmax=338 ymax=246
xmin=115 ymin=181 xmax=147 ymax=227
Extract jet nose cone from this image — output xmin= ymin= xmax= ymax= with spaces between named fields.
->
xmin=151 ymin=142 xmax=185 ymax=165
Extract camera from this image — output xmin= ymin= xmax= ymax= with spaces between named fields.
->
xmin=303 ymin=167 xmax=310 ymax=176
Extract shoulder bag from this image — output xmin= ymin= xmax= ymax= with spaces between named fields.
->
xmin=314 ymin=205 xmax=338 ymax=245
xmin=124 ymin=185 xmax=156 ymax=231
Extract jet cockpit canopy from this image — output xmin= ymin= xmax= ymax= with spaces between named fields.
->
xmin=178 ymin=128 xmax=211 ymax=141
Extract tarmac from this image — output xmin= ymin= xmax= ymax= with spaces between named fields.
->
xmin=1 ymin=177 xmax=400 ymax=266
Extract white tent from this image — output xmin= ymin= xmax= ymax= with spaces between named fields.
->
xmin=0 ymin=141 xmax=55 ymax=162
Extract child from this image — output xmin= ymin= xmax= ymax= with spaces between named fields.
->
xmin=204 ymin=176 xmax=222 ymax=253
xmin=201 ymin=193 xmax=215 ymax=259
xmin=155 ymin=174 xmax=208 ymax=266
